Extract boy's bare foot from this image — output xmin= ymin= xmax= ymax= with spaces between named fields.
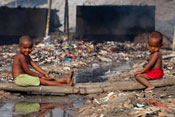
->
xmin=62 ymin=79 xmax=73 ymax=86
xmin=68 ymin=78 xmax=73 ymax=86
xmin=66 ymin=71 xmax=74 ymax=84
xmin=144 ymin=86 xmax=155 ymax=91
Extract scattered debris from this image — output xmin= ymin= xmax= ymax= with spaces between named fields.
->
xmin=0 ymin=32 xmax=175 ymax=116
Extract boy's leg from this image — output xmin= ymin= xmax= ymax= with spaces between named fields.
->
xmin=54 ymin=71 xmax=73 ymax=84
xmin=53 ymin=78 xmax=67 ymax=83
xmin=135 ymin=74 xmax=155 ymax=91
xmin=40 ymin=78 xmax=72 ymax=86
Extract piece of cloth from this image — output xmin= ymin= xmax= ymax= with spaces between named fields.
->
xmin=15 ymin=102 xmax=40 ymax=114
xmin=145 ymin=69 xmax=164 ymax=80
xmin=14 ymin=74 xmax=40 ymax=86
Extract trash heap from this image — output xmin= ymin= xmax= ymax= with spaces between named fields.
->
xmin=77 ymin=86 xmax=175 ymax=117
xmin=32 ymin=35 xmax=148 ymax=76
xmin=0 ymin=33 xmax=175 ymax=116
xmin=0 ymin=34 xmax=146 ymax=81
xmin=0 ymin=32 xmax=174 ymax=80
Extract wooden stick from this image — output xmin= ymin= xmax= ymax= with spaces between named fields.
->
xmin=64 ymin=0 xmax=67 ymax=33
xmin=172 ymin=26 xmax=175 ymax=50
xmin=66 ymin=0 xmax=70 ymax=40
xmin=64 ymin=0 xmax=70 ymax=40
xmin=45 ymin=0 xmax=52 ymax=37
xmin=0 ymin=78 xmax=174 ymax=94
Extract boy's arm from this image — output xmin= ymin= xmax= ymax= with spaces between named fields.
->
xmin=30 ymin=59 xmax=49 ymax=78
xmin=19 ymin=55 xmax=43 ymax=77
xmin=139 ymin=52 xmax=160 ymax=73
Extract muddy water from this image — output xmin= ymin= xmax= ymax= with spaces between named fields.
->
xmin=0 ymin=95 xmax=84 ymax=117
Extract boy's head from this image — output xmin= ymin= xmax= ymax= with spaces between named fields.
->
xmin=147 ymin=31 xmax=163 ymax=53
xmin=18 ymin=36 xmax=33 ymax=56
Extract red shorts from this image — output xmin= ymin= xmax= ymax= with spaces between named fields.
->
xmin=145 ymin=69 xmax=164 ymax=80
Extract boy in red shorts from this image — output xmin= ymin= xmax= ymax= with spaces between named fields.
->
xmin=134 ymin=31 xmax=164 ymax=91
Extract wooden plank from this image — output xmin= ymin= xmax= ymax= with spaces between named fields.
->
xmin=0 ymin=78 xmax=174 ymax=94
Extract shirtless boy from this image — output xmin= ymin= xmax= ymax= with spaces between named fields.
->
xmin=12 ymin=35 xmax=73 ymax=86
xmin=134 ymin=31 xmax=164 ymax=91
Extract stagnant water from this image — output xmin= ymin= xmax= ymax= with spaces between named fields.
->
xmin=0 ymin=61 xmax=132 ymax=117
xmin=0 ymin=95 xmax=84 ymax=117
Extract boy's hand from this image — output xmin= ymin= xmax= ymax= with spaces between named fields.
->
xmin=38 ymin=75 xmax=47 ymax=80
xmin=38 ymin=74 xmax=48 ymax=80
xmin=44 ymin=74 xmax=55 ymax=80
xmin=134 ymin=71 xmax=142 ymax=76
xmin=38 ymin=74 xmax=44 ymax=78
xmin=44 ymin=74 xmax=50 ymax=79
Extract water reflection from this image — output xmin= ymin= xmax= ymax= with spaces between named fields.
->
xmin=0 ymin=95 xmax=84 ymax=117
xmin=13 ymin=102 xmax=73 ymax=117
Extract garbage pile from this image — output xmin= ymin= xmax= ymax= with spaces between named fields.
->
xmin=0 ymin=33 xmax=175 ymax=81
xmin=32 ymin=35 xmax=148 ymax=75
xmin=0 ymin=34 xmax=147 ymax=76
xmin=0 ymin=33 xmax=175 ymax=116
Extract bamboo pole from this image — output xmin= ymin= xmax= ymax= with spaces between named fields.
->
xmin=45 ymin=0 xmax=52 ymax=37
xmin=64 ymin=0 xmax=70 ymax=40
xmin=0 ymin=78 xmax=175 ymax=95
xmin=64 ymin=0 xmax=67 ymax=33
xmin=66 ymin=0 xmax=70 ymax=40
xmin=172 ymin=26 xmax=175 ymax=50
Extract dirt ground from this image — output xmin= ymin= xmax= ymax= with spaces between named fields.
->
xmin=0 ymin=33 xmax=175 ymax=117
xmin=76 ymin=48 xmax=175 ymax=117
xmin=0 ymin=1 xmax=175 ymax=116
xmin=76 ymin=86 xmax=175 ymax=117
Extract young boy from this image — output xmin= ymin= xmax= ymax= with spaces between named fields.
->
xmin=134 ymin=31 xmax=164 ymax=91
xmin=12 ymin=35 xmax=73 ymax=86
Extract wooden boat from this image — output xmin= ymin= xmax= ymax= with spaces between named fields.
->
xmin=0 ymin=77 xmax=174 ymax=94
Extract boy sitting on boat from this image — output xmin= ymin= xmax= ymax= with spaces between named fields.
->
xmin=12 ymin=35 xmax=73 ymax=86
